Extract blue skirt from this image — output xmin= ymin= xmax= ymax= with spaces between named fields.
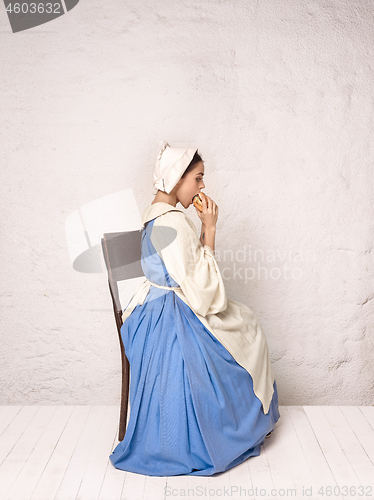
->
xmin=109 ymin=289 xmax=280 ymax=476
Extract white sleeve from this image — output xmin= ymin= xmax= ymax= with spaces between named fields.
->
xmin=150 ymin=211 xmax=227 ymax=317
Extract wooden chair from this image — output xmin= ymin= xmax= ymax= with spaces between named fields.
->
xmin=101 ymin=230 xmax=143 ymax=441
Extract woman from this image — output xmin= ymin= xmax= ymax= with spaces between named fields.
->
xmin=109 ymin=140 xmax=280 ymax=476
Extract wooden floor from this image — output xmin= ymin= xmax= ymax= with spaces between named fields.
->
xmin=0 ymin=406 xmax=373 ymax=500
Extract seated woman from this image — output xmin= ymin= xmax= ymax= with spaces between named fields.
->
xmin=109 ymin=140 xmax=280 ymax=476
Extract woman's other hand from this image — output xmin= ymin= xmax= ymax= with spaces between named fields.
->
xmin=196 ymin=192 xmax=218 ymax=228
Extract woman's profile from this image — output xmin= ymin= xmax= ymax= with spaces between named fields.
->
xmin=109 ymin=140 xmax=280 ymax=476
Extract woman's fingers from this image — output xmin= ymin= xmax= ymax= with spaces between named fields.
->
xmin=206 ymin=197 xmax=216 ymax=210
xmin=205 ymin=195 xmax=212 ymax=209
xmin=199 ymin=193 xmax=218 ymax=216
xmin=201 ymin=193 xmax=209 ymax=210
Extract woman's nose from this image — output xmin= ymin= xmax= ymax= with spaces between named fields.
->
xmin=201 ymin=181 xmax=205 ymax=189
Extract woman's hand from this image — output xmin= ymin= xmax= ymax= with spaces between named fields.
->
xmin=195 ymin=192 xmax=218 ymax=228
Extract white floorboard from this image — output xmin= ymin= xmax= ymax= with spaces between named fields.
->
xmin=4 ymin=406 xmax=74 ymax=500
xmin=30 ymin=406 xmax=91 ymax=500
xmin=54 ymin=406 xmax=108 ymax=500
xmin=0 ymin=406 xmax=373 ymax=500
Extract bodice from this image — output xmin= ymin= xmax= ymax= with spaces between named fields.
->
xmin=140 ymin=218 xmax=179 ymax=288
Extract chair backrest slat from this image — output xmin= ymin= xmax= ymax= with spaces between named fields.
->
xmin=101 ymin=231 xmax=144 ymax=313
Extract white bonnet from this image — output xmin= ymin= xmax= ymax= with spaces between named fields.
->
xmin=153 ymin=140 xmax=198 ymax=195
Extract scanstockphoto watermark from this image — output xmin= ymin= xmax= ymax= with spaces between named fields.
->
xmin=165 ymin=484 xmax=373 ymax=497
xmin=187 ymin=245 xmax=317 ymax=282
xmin=4 ymin=0 xmax=80 ymax=33
xmin=165 ymin=485 xmax=298 ymax=497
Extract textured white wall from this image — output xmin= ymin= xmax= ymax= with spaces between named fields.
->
xmin=1 ymin=0 xmax=373 ymax=405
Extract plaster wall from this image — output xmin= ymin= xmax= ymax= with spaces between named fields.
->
xmin=0 ymin=0 xmax=373 ymax=405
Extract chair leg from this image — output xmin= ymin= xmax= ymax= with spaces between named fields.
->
xmin=108 ymin=280 xmax=130 ymax=442
xmin=119 ymin=342 xmax=130 ymax=442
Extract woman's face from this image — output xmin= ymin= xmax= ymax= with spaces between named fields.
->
xmin=175 ymin=161 xmax=205 ymax=209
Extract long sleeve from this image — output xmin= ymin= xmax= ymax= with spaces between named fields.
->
xmin=150 ymin=211 xmax=227 ymax=317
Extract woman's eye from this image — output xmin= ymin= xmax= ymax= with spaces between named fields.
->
xmin=196 ymin=178 xmax=202 ymax=181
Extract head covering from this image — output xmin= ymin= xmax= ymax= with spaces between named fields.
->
xmin=153 ymin=140 xmax=198 ymax=195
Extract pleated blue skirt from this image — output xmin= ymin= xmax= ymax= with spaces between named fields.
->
xmin=109 ymin=288 xmax=280 ymax=476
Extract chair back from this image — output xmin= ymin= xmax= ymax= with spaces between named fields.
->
xmin=101 ymin=230 xmax=144 ymax=318
xmin=101 ymin=229 xmax=144 ymax=441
